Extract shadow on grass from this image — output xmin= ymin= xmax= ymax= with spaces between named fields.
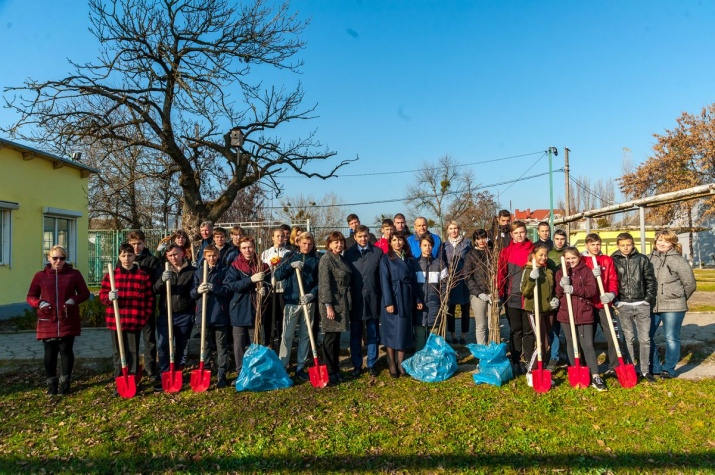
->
xmin=0 ymin=452 xmax=713 ymax=472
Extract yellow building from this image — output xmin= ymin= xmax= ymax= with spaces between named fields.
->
xmin=569 ymin=229 xmax=656 ymax=256
xmin=0 ymin=138 xmax=98 ymax=318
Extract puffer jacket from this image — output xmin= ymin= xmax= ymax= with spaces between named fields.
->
xmin=520 ymin=263 xmax=555 ymax=314
xmin=414 ymin=254 xmax=448 ymax=327
xmin=318 ymin=251 xmax=352 ymax=333
xmin=611 ymin=248 xmax=656 ymax=305
xmin=555 ymin=260 xmax=598 ymax=324
xmin=498 ymin=239 xmax=534 ymax=308
xmin=464 ymin=247 xmax=492 ymax=297
xmin=649 ymin=249 xmax=696 ymax=313
xmin=153 ymin=261 xmax=197 ymax=316
xmin=583 ymin=253 xmax=618 ymax=309
xmin=223 ymin=254 xmax=270 ymax=327
xmin=273 ymin=250 xmax=320 ymax=305
xmin=190 ymin=263 xmax=232 ymax=327
xmin=27 ymin=264 xmax=91 ymax=340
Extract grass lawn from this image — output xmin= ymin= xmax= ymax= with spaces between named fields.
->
xmin=1 ymin=360 xmax=713 ymax=474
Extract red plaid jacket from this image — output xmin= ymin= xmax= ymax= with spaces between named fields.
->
xmin=100 ymin=265 xmax=154 ymax=331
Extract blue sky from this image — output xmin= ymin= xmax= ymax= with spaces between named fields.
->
xmin=1 ymin=1 xmax=715 ymax=225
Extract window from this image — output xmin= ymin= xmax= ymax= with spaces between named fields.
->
xmin=42 ymin=207 xmax=82 ymax=265
xmin=0 ymin=201 xmax=18 ymax=267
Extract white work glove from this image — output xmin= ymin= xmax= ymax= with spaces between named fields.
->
xmin=198 ymin=283 xmax=213 ymax=294
xmin=108 ymin=290 xmax=119 ymax=301
xmin=65 ymin=298 xmax=76 ymax=306
xmin=592 ymin=266 xmax=601 ymax=278
xmin=549 ymin=297 xmax=559 ymax=309
xmin=39 ymin=301 xmax=51 ymax=309
xmin=529 ymin=268 xmax=540 ymax=280
xmin=299 ymin=294 xmax=313 ymax=305
xmin=251 ymin=272 xmax=265 ymax=283
xmin=162 ymin=270 xmax=172 ymax=282
xmin=478 ymin=293 xmax=490 ymax=303
xmin=157 ymin=242 xmax=167 ymax=252
xmin=560 ymin=275 xmax=571 ymax=287
xmin=562 ymin=284 xmax=573 ymax=295
xmin=600 ymin=292 xmax=615 ymax=305
xmin=290 ymin=261 xmax=304 ymax=270
xmin=258 ymin=287 xmax=266 ymax=297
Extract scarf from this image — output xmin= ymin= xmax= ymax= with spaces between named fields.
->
xmin=232 ymin=253 xmax=268 ymax=275
xmin=448 ymin=235 xmax=464 ymax=247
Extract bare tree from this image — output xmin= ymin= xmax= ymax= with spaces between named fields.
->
xmin=278 ymin=192 xmax=345 ymax=237
xmin=3 ymin=0 xmax=353 ymax=238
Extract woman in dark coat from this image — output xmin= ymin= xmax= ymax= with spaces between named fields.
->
xmin=27 ymin=245 xmax=90 ymax=395
xmin=464 ymin=229 xmax=493 ymax=345
xmin=443 ymin=221 xmax=471 ymax=344
xmin=380 ymin=232 xmax=423 ymax=377
xmin=318 ymin=231 xmax=352 ymax=384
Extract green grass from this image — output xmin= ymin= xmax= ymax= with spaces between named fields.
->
xmin=689 ymin=304 xmax=715 ymax=312
xmin=695 ymin=282 xmax=715 ymax=292
xmin=0 ymin=361 xmax=713 ymax=474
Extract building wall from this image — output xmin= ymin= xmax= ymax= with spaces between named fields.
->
xmin=569 ymin=230 xmax=656 ymax=256
xmin=0 ymin=147 xmax=89 ymax=317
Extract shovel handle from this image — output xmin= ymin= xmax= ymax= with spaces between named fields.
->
xmin=591 ymin=256 xmax=624 ymax=359
xmin=165 ymin=262 xmax=175 ymax=364
xmin=560 ymin=256 xmax=580 ymax=360
xmin=107 ymin=264 xmax=128 ymax=370
xmin=199 ymin=260 xmax=208 ymax=364
xmin=531 ymin=259 xmax=542 ymax=363
xmin=295 ymin=267 xmax=319 ymax=359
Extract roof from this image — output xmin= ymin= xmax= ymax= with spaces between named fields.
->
xmin=513 ymin=208 xmax=565 ymax=221
xmin=0 ymin=137 xmax=99 ymax=178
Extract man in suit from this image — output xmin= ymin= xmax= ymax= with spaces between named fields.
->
xmin=344 ymin=225 xmax=383 ymax=377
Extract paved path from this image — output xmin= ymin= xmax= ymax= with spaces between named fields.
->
xmin=2 ymin=313 xmax=713 ymax=380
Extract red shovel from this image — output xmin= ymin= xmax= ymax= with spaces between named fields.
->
xmin=107 ymin=264 xmax=136 ymax=398
xmin=162 ymin=262 xmax=183 ymax=392
xmin=591 ymin=256 xmax=637 ymax=388
xmin=531 ymin=258 xmax=552 ymax=393
xmin=191 ymin=260 xmax=211 ymax=392
xmin=561 ymin=256 xmax=591 ymax=388
xmin=295 ymin=267 xmax=329 ymax=389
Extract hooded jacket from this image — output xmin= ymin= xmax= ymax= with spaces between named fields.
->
xmin=273 ymin=249 xmax=320 ymax=305
xmin=464 ymin=247 xmax=493 ymax=298
xmin=555 ymin=260 xmax=598 ymax=325
xmin=498 ymin=239 xmax=534 ymax=308
xmin=520 ymin=262 xmax=555 ymax=314
xmin=649 ymin=248 xmax=696 ymax=313
xmin=414 ymin=254 xmax=448 ymax=327
xmin=223 ymin=253 xmax=270 ymax=327
xmin=583 ymin=253 xmax=619 ymax=309
xmin=190 ymin=263 xmax=232 ymax=327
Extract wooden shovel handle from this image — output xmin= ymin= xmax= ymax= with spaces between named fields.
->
xmin=591 ymin=255 xmax=624 ymax=358
xmin=560 ymin=256 xmax=580 ymax=360
xmin=199 ymin=260 xmax=208 ymax=363
xmin=107 ymin=264 xmax=127 ymax=369
xmin=165 ymin=262 xmax=175 ymax=363
xmin=295 ymin=267 xmax=319 ymax=358
xmin=532 ymin=258 xmax=542 ymax=361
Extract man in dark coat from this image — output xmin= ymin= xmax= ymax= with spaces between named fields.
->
xmin=489 ymin=209 xmax=512 ymax=250
xmin=344 ymin=225 xmax=383 ymax=377
xmin=344 ymin=214 xmax=377 ymax=249
xmin=536 ymin=221 xmax=554 ymax=252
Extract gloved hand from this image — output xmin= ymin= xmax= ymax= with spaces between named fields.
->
xmin=108 ymin=290 xmax=119 ymax=301
xmin=299 ymin=294 xmax=313 ymax=305
xmin=251 ymin=272 xmax=265 ymax=283
xmin=258 ymin=286 xmax=266 ymax=297
xmin=65 ymin=298 xmax=75 ymax=306
xmin=560 ymin=275 xmax=571 ymax=287
xmin=562 ymin=284 xmax=573 ymax=295
xmin=162 ymin=270 xmax=172 ymax=282
xmin=290 ymin=261 xmax=304 ymax=270
xmin=549 ymin=297 xmax=559 ymax=309
xmin=157 ymin=242 xmax=167 ymax=252
xmin=39 ymin=301 xmax=51 ymax=309
xmin=600 ymin=292 xmax=615 ymax=305
xmin=478 ymin=293 xmax=490 ymax=303
xmin=198 ymin=283 xmax=213 ymax=294
xmin=592 ymin=266 xmax=601 ymax=278
xmin=529 ymin=268 xmax=540 ymax=280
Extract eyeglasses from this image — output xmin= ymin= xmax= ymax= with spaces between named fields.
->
xmin=50 ymin=256 xmax=66 ymax=261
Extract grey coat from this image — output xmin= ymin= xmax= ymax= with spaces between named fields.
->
xmin=649 ymin=249 xmax=696 ymax=313
xmin=318 ymin=251 xmax=352 ymax=333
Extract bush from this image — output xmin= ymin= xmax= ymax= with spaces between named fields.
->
xmin=3 ymin=294 xmax=106 ymax=331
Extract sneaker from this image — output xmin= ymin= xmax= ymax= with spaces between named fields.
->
xmin=512 ymin=363 xmax=522 ymax=376
xmin=643 ymin=373 xmax=657 ymax=383
xmin=153 ymin=382 xmax=164 ymax=393
xmin=547 ymin=359 xmax=559 ymax=371
xmin=526 ymin=373 xmax=533 ymax=387
xmin=351 ymin=368 xmax=363 ymax=378
xmin=459 ymin=337 xmax=466 ymax=345
xmin=603 ymin=369 xmax=616 ymax=378
xmin=295 ymin=369 xmax=310 ymax=381
xmin=591 ymin=375 xmax=608 ymax=392
xmin=659 ymin=371 xmax=674 ymax=380
xmin=217 ymin=377 xmax=228 ymax=389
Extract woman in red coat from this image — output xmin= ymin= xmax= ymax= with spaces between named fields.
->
xmin=26 ymin=245 xmax=90 ymax=395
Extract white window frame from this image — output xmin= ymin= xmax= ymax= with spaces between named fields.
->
xmin=0 ymin=201 xmax=18 ymax=268
xmin=42 ymin=207 xmax=82 ymax=267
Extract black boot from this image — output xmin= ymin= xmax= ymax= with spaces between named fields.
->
xmin=47 ymin=377 xmax=59 ymax=396
xmin=217 ymin=370 xmax=228 ymax=389
xmin=58 ymin=375 xmax=71 ymax=395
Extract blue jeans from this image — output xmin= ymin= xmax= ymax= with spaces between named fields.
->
xmin=649 ymin=311 xmax=686 ymax=375
xmin=350 ymin=318 xmax=380 ymax=369
xmin=157 ymin=315 xmax=193 ymax=374
xmin=548 ymin=320 xmax=561 ymax=361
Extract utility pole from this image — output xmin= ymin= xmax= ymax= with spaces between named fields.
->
xmin=548 ymin=147 xmax=558 ymax=232
xmin=564 ymin=147 xmax=570 ymax=240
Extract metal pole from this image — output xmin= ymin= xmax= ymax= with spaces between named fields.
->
xmin=548 ymin=148 xmax=554 ymax=231
xmin=564 ymin=147 xmax=570 ymax=240
xmin=639 ymin=206 xmax=646 ymax=253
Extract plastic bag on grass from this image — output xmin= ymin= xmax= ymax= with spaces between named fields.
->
xmin=235 ymin=344 xmax=293 ymax=392
xmin=402 ymin=333 xmax=458 ymax=382
xmin=466 ymin=342 xmax=513 ymax=386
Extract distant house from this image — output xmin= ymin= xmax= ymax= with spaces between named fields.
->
xmin=0 ymin=138 xmax=98 ymax=318
xmin=512 ymin=208 xmax=565 ymax=225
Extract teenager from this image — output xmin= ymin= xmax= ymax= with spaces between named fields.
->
xmin=210 ymin=227 xmax=233 ymax=267
xmin=224 ymin=236 xmax=269 ymax=376
xmin=318 ymin=232 xmax=352 ymax=385
xmin=498 ymin=220 xmax=534 ymax=375
xmin=648 ymin=230 xmax=696 ymax=378
xmin=153 ymin=243 xmax=197 ymax=392
xmin=555 ymin=247 xmax=605 ymax=391
xmin=611 ymin=233 xmax=657 ymax=382
xmin=490 ymin=210 xmax=512 ymax=250
xmin=393 ymin=213 xmax=412 ymax=236
xmin=444 ymin=221 xmax=471 ymax=344
xmin=583 ymin=233 xmax=621 ymax=376
xmin=260 ymin=227 xmax=290 ymax=346
xmin=344 ymin=213 xmax=377 ymax=249
xmin=27 ymin=245 xmax=90 ymax=395
xmin=374 ymin=219 xmax=395 ymax=254
xmin=190 ymin=245 xmax=232 ymax=388
xmin=536 ymin=221 xmax=554 ymax=252
xmin=464 ymin=229 xmax=493 ymax=345
xmin=546 ymin=228 xmax=568 ymax=370
xmin=414 ymin=235 xmax=447 ymax=351
xmin=100 ymin=243 xmax=154 ymax=396
xmin=275 ymin=232 xmax=319 ymax=381
xmin=380 ymin=232 xmax=423 ymax=377
xmin=344 ymin=225 xmax=383 ymax=377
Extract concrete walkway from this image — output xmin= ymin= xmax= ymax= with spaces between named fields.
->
xmin=2 ymin=312 xmax=713 ymax=380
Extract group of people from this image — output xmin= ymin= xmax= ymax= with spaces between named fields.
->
xmin=26 ymin=210 xmax=696 ymax=395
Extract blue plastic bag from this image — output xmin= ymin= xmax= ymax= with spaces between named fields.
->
xmin=402 ymin=333 xmax=458 ymax=382
xmin=235 ymin=344 xmax=293 ymax=392
xmin=466 ymin=342 xmax=513 ymax=386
